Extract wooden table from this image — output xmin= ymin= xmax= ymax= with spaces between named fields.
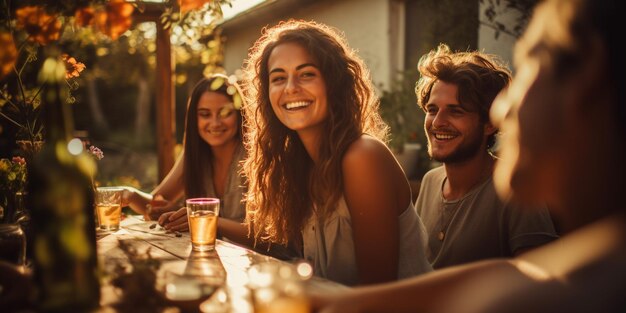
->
xmin=97 ymin=215 xmax=348 ymax=312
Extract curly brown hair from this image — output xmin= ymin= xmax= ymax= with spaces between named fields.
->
xmin=415 ymin=44 xmax=511 ymax=149
xmin=241 ymin=20 xmax=388 ymax=245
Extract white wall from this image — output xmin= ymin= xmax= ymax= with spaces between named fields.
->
xmin=223 ymin=0 xmax=400 ymax=90
xmin=477 ymin=1 xmax=520 ymax=70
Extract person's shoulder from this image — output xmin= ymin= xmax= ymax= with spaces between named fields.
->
xmin=422 ymin=166 xmax=445 ymax=184
xmin=342 ymin=135 xmax=394 ymax=169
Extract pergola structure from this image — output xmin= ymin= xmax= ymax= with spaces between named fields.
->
xmin=133 ymin=3 xmax=175 ymax=181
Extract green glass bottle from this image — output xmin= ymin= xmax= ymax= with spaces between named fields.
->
xmin=27 ymin=55 xmax=100 ymax=311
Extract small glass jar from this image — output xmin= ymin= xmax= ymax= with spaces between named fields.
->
xmin=247 ymin=261 xmax=313 ymax=313
xmin=0 ymin=224 xmax=26 ymax=266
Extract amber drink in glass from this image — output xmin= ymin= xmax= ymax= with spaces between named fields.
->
xmin=95 ymin=187 xmax=123 ymax=231
xmin=186 ymin=198 xmax=219 ymax=251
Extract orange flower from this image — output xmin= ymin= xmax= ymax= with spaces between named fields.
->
xmin=74 ymin=6 xmax=95 ymax=27
xmin=61 ymin=54 xmax=86 ymax=79
xmin=0 ymin=32 xmax=17 ymax=79
xmin=101 ymin=0 xmax=134 ymax=40
xmin=179 ymin=0 xmax=212 ymax=14
xmin=15 ymin=6 xmax=61 ymax=45
xmin=81 ymin=1 xmax=134 ymax=40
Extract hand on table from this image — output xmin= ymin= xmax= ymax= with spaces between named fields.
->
xmin=158 ymin=207 xmax=189 ymax=232
xmin=120 ymin=187 xmax=134 ymax=208
xmin=146 ymin=194 xmax=176 ymax=221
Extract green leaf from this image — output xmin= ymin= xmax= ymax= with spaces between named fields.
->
xmin=233 ymin=93 xmax=242 ymax=110
xmin=210 ymin=77 xmax=224 ymax=91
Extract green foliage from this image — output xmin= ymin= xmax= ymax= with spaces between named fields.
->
xmin=379 ymin=70 xmax=425 ymax=152
xmin=379 ymin=70 xmax=433 ymax=179
xmin=0 ymin=157 xmax=27 ymax=193
xmin=0 ymin=157 xmax=27 ymax=222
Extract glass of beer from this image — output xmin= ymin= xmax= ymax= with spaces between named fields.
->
xmin=186 ymin=198 xmax=219 ymax=251
xmin=95 ymin=187 xmax=123 ymax=231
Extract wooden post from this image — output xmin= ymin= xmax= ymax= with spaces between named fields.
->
xmin=135 ymin=4 xmax=176 ymax=181
xmin=155 ymin=22 xmax=175 ymax=181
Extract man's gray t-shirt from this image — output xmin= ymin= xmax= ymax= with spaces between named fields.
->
xmin=416 ymin=166 xmax=558 ymax=269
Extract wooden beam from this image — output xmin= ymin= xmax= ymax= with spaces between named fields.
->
xmin=134 ymin=4 xmax=176 ymax=181
xmin=155 ymin=21 xmax=175 ymax=181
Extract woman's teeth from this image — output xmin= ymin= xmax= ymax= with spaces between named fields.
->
xmin=285 ymin=101 xmax=310 ymax=110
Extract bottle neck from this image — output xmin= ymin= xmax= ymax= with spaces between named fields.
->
xmin=42 ymin=81 xmax=72 ymax=143
xmin=40 ymin=56 xmax=73 ymax=143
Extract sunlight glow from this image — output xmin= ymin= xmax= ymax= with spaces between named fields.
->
xmin=67 ymin=138 xmax=84 ymax=155
xmin=223 ymin=0 xmax=265 ymax=20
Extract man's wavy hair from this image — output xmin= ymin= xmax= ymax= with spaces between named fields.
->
xmin=415 ymin=44 xmax=511 ymax=149
xmin=183 ymin=73 xmax=245 ymax=198
xmin=241 ymin=20 xmax=388 ymax=245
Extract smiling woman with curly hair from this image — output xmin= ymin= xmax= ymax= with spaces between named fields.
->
xmin=219 ymin=20 xmax=431 ymax=286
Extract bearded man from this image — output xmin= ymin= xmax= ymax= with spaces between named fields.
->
xmin=414 ymin=44 xmax=557 ymax=269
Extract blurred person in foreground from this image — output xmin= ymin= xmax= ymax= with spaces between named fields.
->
xmin=314 ymin=0 xmax=626 ymax=311
xmin=120 ymin=74 xmax=247 ymax=228
xmin=415 ymin=44 xmax=557 ymax=269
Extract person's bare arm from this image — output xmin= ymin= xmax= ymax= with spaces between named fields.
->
xmin=160 ymin=209 xmax=297 ymax=259
xmin=151 ymin=151 xmax=185 ymax=202
xmin=121 ymin=152 xmax=185 ymax=217
xmin=314 ymin=259 xmax=524 ymax=313
xmin=121 ymin=186 xmax=154 ymax=215
xmin=342 ymin=137 xmax=407 ymax=284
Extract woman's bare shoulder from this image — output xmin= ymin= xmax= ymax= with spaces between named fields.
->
xmin=341 ymin=135 xmax=403 ymax=187
xmin=342 ymin=135 xmax=394 ymax=167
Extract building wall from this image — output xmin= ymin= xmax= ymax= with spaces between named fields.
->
xmin=222 ymin=0 xmax=401 ymax=90
xmin=222 ymin=0 xmax=523 ymax=88
xmin=477 ymin=1 xmax=521 ymax=70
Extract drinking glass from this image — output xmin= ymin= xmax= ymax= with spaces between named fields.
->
xmin=159 ymin=270 xmax=222 ymax=312
xmin=157 ymin=258 xmax=226 ymax=313
xmin=247 ymin=261 xmax=312 ymax=313
xmin=0 ymin=224 xmax=26 ymax=266
xmin=186 ymin=198 xmax=220 ymax=251
xmin=95 ymin=187 xmax=123 ymax=231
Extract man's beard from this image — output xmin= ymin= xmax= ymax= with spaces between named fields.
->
xmin=428 ymin=128 xmax=485 ymax=163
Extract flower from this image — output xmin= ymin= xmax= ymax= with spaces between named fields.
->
xmin=0 ymin=32 xmax=17 ymax=79
xmin=15 ymin=6 xmax=62 ymax=46
xmin=88 ymin=145 xmax=104 ymax=161
xmin=62 ymin=54 xmax=87 ymax=79
xmin=12 ymin=156 xmax=26 ymax=166
xmin=83 ymin=142 xmax=104 ymax=189
xmin=74 ymin=7 xmax=96 ymax=28
xmin=179 ymin=0 xmax=213 ymax=14
xmin=92 ymin=0 xmax=135 ymax=40
xmin=0 ymin=157 xmax=27 ymax=194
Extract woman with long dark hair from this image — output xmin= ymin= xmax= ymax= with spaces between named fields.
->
xmin=122 ymin=73 xmax=247 ymax=228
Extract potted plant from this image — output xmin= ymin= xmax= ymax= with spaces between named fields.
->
xmin=378 ymin=70 xmax=430 ymax=180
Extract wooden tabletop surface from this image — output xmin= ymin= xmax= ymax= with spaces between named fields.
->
xmin=96 ymin=215 xmax=348 ymax=312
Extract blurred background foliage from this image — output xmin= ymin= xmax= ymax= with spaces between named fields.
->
xmin=0 ymin=0 xmax=232 ymax=190
xmin=1 ymin=0 xmax=540 ymax=190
